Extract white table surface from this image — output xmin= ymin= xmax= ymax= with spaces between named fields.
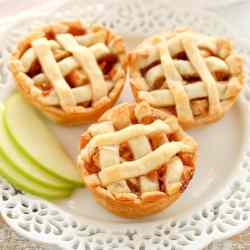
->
xmin=0 ymin=0 xmax=250 ymax=250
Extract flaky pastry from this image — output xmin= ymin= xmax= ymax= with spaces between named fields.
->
xmin=78 ymin=102 xmax=197 ymax=218
xmin=129 ymin=28 xmax=245 ymax=129
xmin=9 ymin=20 xmax=127 ymax=124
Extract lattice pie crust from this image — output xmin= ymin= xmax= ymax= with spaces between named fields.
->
xmin=129 ymin=28 xmax=245 ymax=129
xmin=78 ymin=102 xmax=197 ymax=218
xmin=9 ymin=20 xmax=127 ymax=124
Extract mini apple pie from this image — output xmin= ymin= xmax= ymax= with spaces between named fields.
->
xmin=129 ymin=28 xmax=245 ymax=129
xmin=78 ymin=102 xmax=197 ymax=218
xmin=9 ymin=20 xmax=127 ymax=124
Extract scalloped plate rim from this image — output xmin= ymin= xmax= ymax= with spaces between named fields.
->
xmin=1 ymin=1 xmax=250 ymax=250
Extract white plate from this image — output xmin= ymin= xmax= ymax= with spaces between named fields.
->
xmin=1 ymin=1 xmax=250 ymax=250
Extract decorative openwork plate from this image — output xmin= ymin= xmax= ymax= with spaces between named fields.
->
xmin=1 ymin=1 xmax=250 ymax=249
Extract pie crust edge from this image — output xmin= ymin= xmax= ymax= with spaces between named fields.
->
xmin=9 ymin=20 xmax=127 ymax=125
xmin=78 ymin=102 xmax=197 ymax=218
xmin=129 ymin=29 xmax=245 ymax=129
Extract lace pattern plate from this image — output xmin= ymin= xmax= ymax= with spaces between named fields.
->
xmin=168 ymin=0 xmax=246 ymax=9
xmin=1 ymin=1 xmax=250 ymax=250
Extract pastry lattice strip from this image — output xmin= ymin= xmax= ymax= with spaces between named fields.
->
xmin=138 ymin=79 xmax=237 ymax=107
xmin=56 ymin=34 xmax=107 ymax=102
xmin=22 ymin=31 xmax=114 ymax=110
xmin=134 ymin=33 xmax=232 ymax=123
xmin=40 ymin=81 xmax=114 ymax=106
xmin=135 ymin=32 xmax=225 ymax=70
xmin=182 ymin=35 xmax=222 ymax=116
xmin=32 ymin=38 xmax=76 ymax=110
xmin=115 ymin=104 xmax=159 ymax=193
xmin=145 ymin=56 xmax=229 ymax=88
xmin=158 ymin=39 xmax=194 ymax=124
xmin=20 ymin=30 xmax=107 ymax=73
xmin=32 ymin=43 xmax=111 ymax=85
xmin=99 ymin=141 xmax=189 ymax=186
xmin=81 ymin=117 xmax=190 ymax=196
xmin=88 ymin=122 xmax=131 ymax=194
xmin=81 ymin=120 xmax=172 ymax=160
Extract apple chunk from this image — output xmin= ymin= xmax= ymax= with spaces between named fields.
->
xmin=0 ymin=104 xmax=74 ymax=189
xmin=4 ymin=93 xmax=82 ymax=186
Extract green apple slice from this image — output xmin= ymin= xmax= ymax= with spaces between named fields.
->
xmin=0 ymin=151 xmax=72 ymax=200
xmin=0 ymin=104 xmax=74 ymax=190
xmin=4 ymin=93 xmax=82 ymax=186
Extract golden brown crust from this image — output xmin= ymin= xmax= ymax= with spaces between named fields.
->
xmin=130 ymin=82 xmax=235 ymax=129
xmin=14 ymin=73 xmax=124 ymax=124
xmin=129 ymin=29 xmax=246 ymax=129
xmin=9 ymin=20 xmax=127 ymax=125
xmin=90 ymin=185 xmax=180 ymax=218
xmin=78 ymin=102 xmax=197 ymax=218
